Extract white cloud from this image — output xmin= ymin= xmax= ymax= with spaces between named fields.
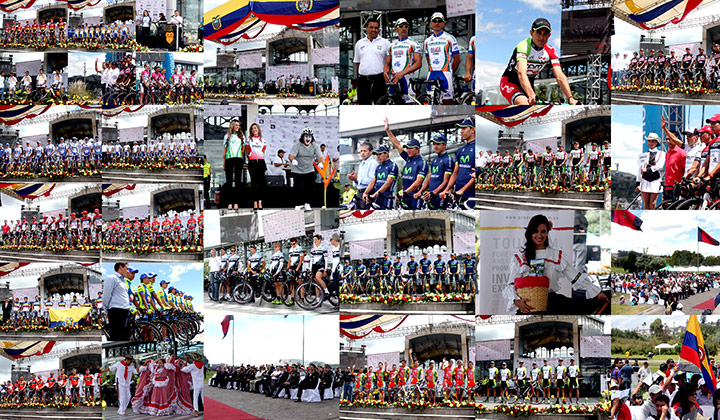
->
xmin=475 ymin=60 xmax=505 ymax=90
xmin=168 ymin=263 xmax=202 ymax=284
xmin=610 ymin=121 xmax=642 ymax=174
xmin=516 ymin=0 xmax=558 ymax=14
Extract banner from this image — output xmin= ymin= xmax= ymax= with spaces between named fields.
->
xmin=49 ymin=307 xmax=91 ymax=328
xmin=256 ymin=115 xmax=339 ymax=168
xmin=0 ymin=341 xmax=55 ymax=360
xmin=261 ymin=210 xmax=306 ymax=243
xmin=446 ymin=0 xmax=474 ymax=17
xmin=453 ymin=231 xmax=476 ymax=254
xmin=477 ymin=210 xmax=574 ymax=314
xmin=348 ymin=238 xmax=385 ymax=260
xmin=367 ymin=351 xmax=400 ymax=370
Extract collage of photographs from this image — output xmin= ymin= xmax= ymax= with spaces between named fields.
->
xmin=0 ymin=0 xmax=718 ymax=419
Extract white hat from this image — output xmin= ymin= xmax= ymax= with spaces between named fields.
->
xmin=699 ymin=379 xmax=706 ymax=386
xmin=648 ymin=385 xmax=662 ymax=394
xmin=430 ymin=12 xmax=445 ymax=21
xmin=395 ymin=18 xmax=409 ymax=27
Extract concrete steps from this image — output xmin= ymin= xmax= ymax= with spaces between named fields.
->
xmin=340 ymin=406 xmax=474 ymax=420
xmin=611 ymin=90 xmax=720 ymax=105
xmin=102 ymin=168 xmax=203 ymax=184
xmin=0 ymin=406 xmax=101 ymax=420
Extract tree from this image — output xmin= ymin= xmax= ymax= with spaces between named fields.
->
xmin=636 ymin=254 xmax=666 ymax=272
xmin=649 ymin=318 xmax=667 ymax=341
xmin=623 ymin=251 xmax=638 ymax=272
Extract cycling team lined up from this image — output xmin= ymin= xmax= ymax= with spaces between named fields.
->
xmin=6 ymin=293 xmax=103 ymax=328
xmin=0 ymin=18 xmax=67 ymax=48
xmin=477 ymin=141 xmax=611 ymax=189
xmin=0 ymin=19 xmax=135 ymax=50
xmin=614 ymin=44 xmax=720 ymax=90
xmin=1 ymin=209 xmax=102 ymax=250
xmin=103 ymin=210 xmax=203 ymax=252
xmin=0 ymin=136 xmax=102 ymax=178
xmin=125 ymin=271 xmax=197 ymax=318
xmin=483 ymin=359 xmax=582 ymax=404
xmin=0 ymin=368 xmax=101 ymax=406
xmin=102 ymin=137 xmax=200 ymax=169
xmin=0 ymin=69 xmax=66 ymax=103
xmin=67 ymin=22 xmax=135 ymax=48
xmin=209 ymin=235 xmax=338 ymax=305
xmin=352 ymin=12 xmax=474 ymax=105
xmin=347 ymin=351 xmax=476 ymax=404
xmin=340 ymin=253 xmax=476 ymax=296
xmin=345 ymin=117 xmax=474 ymax=210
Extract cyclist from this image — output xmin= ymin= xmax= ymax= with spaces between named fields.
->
xmin=586 ymin=142 xmax=601 ymax=186
xmin=695 ymin=47 xmax=708 ymax=87
xmin=569 ymin=142 xmax=584 ymax=185
xmin=83 ymin=369 xmax=94 ymax=402
xmin=406 ymin=255 xmax=419 ymax=295
xmin=463 ymin=254 xmax=475 ymax=293
xmin=500 ymin=18 xmax=578 ymax=105
xmin=529 ymin=362 xmax=541 ymax=402
xmin=511 ymin=146 xmax=524 ymax=183
xmin=524 ymin=149 xmax=537 ymax=185
xmin=432 ymin=254 xmax=446 ymax=293
xmin=385 ymin=118 xmax=427 ymax=210
xmin=424 ymin=361 xmax=438 ymax=404
xmin=269 ymin=241 xmax=284 ymax=304
xmin=379 ymin=253 xmax=393 ymax=292
xmin=499 ymin=362 xmax=511 ymax=401
xmin=442 ymin=358 xmax=454 ymax=402
xmin=567 ymin=358 xmax=580 ymax=404
xmin=681 ymin=47 xmax=694 ymax=84
xmin=374 ymin=362 xmax=386 ymax=403
xmin=367 ymin=257 xmax=380 ymax=294
xmin=485 ymin=360 xmax=498 ymax=402
xmin=56 ymin=369 xmax=67 ymax=403
xmin=453 ymin=359 xmax=465 ymax=402
xmin=419 ymin=135 xmax=454 ymax=209
xmin=447 ymin=254 xmax=460 ymax=292
xmin=419 ymin=252 xmax=432 ymax=293
xmin=247 ymin=245 xmax=265 ymax=302
xmin=540 ymin=359 xmax=552 ymax=403
xmin=392 ymin=256 xmax=403 ymax=293
xmin=554 ymin=144 xmax=568 ymax=187
xmin=539 ymin=146 xmax=554 ymax=184
xmin=363 ymin=145 xmax=398 ymax=210
xmin=423 ymin=12 xmax=460 ymax=104
xmin=555 ymin=359 xmax=567 ymax=403
xmin=69 ymin=369 xmax=80 ymax=403
xmin=354 ymin=259 xmax=368 ymax=295
xmin=309 ymin=234 xmax=331 ymax=298
xmin=515 ymin=360 xmax=528 ymax=397
xmin=466 ymin=361 xmax=476 ymax=402
xmin=601 ymin=141 xmax=611 ymax=179
xmin=385 ymin=18 xmax=422 ymax=103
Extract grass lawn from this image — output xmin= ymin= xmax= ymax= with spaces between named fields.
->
xmin=612 ymin=293 xmax=653 ymax=315
xmin=611 ymin=267 xmax=628 ymax=273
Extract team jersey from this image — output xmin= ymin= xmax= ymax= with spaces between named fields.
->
xmin=419 ymin=258 xmax=431 ymax=274
xmin=288 ymin=245 xmax=303 ymax=267
xmin=499 ymin=368 xmax=511 ymax=381
xmin=488 ymin=367 xmax=498 ymax=380
xmin=525 ymin=152 xmax=537 ymax=164
xmin=696 ymin=53 xmax=707 ymax=67
xmin=454 ymin=366 xmax=465 ymax=386
xmin=400 ymin=151 xmax=428 ymax=189
xmin=248 ymin=253 xmax=263 ymax=271
xmin=393 ymin=261 xmax=403 ymax=275
xmin=570 ymin=148 xmax=583 ymax=163
xmin=541 ymin=365 xmax=552 ymax=379
xmin=310 ymin=245 xmax=326 ymax=267
xmin=433 ymin=259 xmax=445 ymax=274
xmin=541 ymin=151 xmax=554 ymax=163
xmin=681 ymin=53 xmax=693 ymax=67
xmin=555 ymin=365 xmax=567 ymax=379
xmin=463 ymin=258 xmax=476 ymax=273
xmin=455 ymin=140 xmax=475 ymax=196
xmin=388 ymin=37 xmax=421 ymax=74
xmin=368 ymin=262 xmax=380 ymax=276
xmin=530 ymin=368 xmax=540 ymax=381
xmin=406 ymin=260 xmax=419 ymax=275
xmin=587 ymin=149 xmax=600 ymax=164
xmin=502 ymin=38 xmax=560 ymax=84
xmin=568 ymin=365 xmax=579 ymax=378
xmin=270 ymin=250 xmax=284 ymax=273
xmin=373 ymin=160 xmax=398 ymax=198
xmin=423 ymin=31 xmax=459 ymax=72
xmin=447 ymin=259 xmax=459 ymax=274
xmin=516 ymin=366 xmax=527 ymax=379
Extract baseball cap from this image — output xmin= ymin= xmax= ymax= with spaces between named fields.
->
xmin=160 ymin=280 xmax=169 ymax=285
xmin=430 ymin=134 xmax=447 ymax=144
xmin=698 ymin=125 xmax=713 ymax=134
xmin=532 ymin=18 xmax=551 ymax=31
xmin=395 ymin=18 xmax=409 ymax=27
xmin=682 ymin=129 xmax=698 ymax=136
xmin=456 ymin=117 xmax=475 ymax=128
xmin=373 ymin=145 xmax=389 ymax=154
xmin=127 ymin=266 xmax=139 ymax=273
xmin=706 ymin=114 xmax=720 ymax=123
xmin=430 ymin=12 xmax=445 ymax=21
xmin=146 ymin=272 xmax=157 ymax=278
xmin=404 ymin=139 xmax=421 ymax=148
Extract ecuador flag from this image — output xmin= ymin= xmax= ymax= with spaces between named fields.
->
xmin=680 ymin=315 xmax=717 ymax=392
xmin=698 ymin=227 xmax=719 ymax=246
xmin=49 ymin=307 xmax=90 ymax=328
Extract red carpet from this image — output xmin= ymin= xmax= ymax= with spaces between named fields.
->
xmin=205 ymin=397 xmax=268 ymax=420
xmin=693 ymin=298 xmax=716 ymax=310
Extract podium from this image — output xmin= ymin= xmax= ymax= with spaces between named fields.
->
xmin=159 ymin=24 xmax=182 ymax=51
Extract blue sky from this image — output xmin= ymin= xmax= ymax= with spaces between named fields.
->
xmin=203 ymin=314 xmax=338 ymax=366
xmin=612 ymin=106 xmax=720 ymax=174
xmin=101 ymin=262 xmax=204 ymax=312
xmin=612 ymin=210 xmax=720 ymax=257
xmin=476 ymin=0 xmax=562 ymax=89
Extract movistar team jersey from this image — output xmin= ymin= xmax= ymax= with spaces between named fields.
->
xmin=400 ymin=151 xmax=428 ymax=189
xmin=428 ymin=153 xmax=454 ymax=191
xmin=423 ymin=31 xmax=459 ymax=72
xmin=373 ymin=160 xmax=398 ymax=198
xmin=393 ymin=261 xmax=403 ymax=275
xmin=355 ymin=263 xmax=367 ymax=276
xmin=368 ymin=262 xmax=380 ymax=276
xmin=463 ymin=258 xmax=476 ymax=273
xmin=502 ymin=38 xmax=560 ymax=84
xmin=388 ymin=37 xmax=421 ymax=75
xmin=448 ymin=259 xmax=459 ymax=274
xmin=380 ymin=258 xmax=392 ymax=274
xmin=419 ymin=258 xmax=431 ymax=274
xmin=455 ymin=140 xmax=475 ymax=197
xmin=433 ymin=259 xmax=445 ymax=274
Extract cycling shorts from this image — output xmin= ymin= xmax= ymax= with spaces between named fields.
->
xmin=500 ymin=76 xmax=529 ymax=104
xmin=427 ymin=71 xmax=453 ymax=100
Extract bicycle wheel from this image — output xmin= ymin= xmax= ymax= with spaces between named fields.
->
xmin=676 ymin=198 xmax=702 ymax=210
xmin=708 ymin=199 xmax=720 ymax=210
xmin=295 ymin=282 xmax=324 ymax=310
xmin=376 ymin=95 xmax=397 ymax=105
xmin=656 ymin=199 xmax=677 ymax=210
xmin=232 ymin=281 xmax=254 ymax=304
xmin=260 ymin=280 xmax=275 ymax=303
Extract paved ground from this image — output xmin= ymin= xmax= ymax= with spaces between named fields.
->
xmin=477 ymin=397 xmax=602 ymax=407
xmin=204 ymin=297 xmax=338 ymax=315
xmin=104 ymin=408 xmax=203 ymax=419
xmin=206 ymin=385 xmax=338 ymax=420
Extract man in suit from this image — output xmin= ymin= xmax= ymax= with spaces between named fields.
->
xmin=269 ymin=366 xmax=289 ymax=397
xmin=2 ymin=297 xmax=13 ymax=325
xmin=275 ymin=365 xmax=300 ymax=399
xmin=319 ymin=365 xmax=333 ymax=400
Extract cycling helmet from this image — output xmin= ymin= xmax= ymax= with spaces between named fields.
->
xmin=301 ymin=127 xmax=314 ymax=136
xmin=81 ymin=210 xmax=87 ymax=215
xmin=603 ymin=140 xmax=610 ymax=144
xmin=71 ymin=212 xmax=76 ymax=216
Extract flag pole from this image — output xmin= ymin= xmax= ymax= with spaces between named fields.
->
xmin=698 ymin=226 xmax=700 ymax=273
xmin=302 ymin=315 xmax=305 ymax=366
xmin=232 ymin=317 xmax=235 ymax=367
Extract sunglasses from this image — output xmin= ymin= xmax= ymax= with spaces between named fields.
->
xmin=396 ymin=24 xmax=409 ymax=28
xmin=431 ymin=18 xmax=444 ymax=23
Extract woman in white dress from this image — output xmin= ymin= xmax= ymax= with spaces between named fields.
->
xmin=636 ymin=132 xmax=665 ymax=210
xmin=503 ymin=214 xmax=608 ymax=314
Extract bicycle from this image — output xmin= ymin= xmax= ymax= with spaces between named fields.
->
xmin=295 ymin=269 xmax=339 ymax=310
